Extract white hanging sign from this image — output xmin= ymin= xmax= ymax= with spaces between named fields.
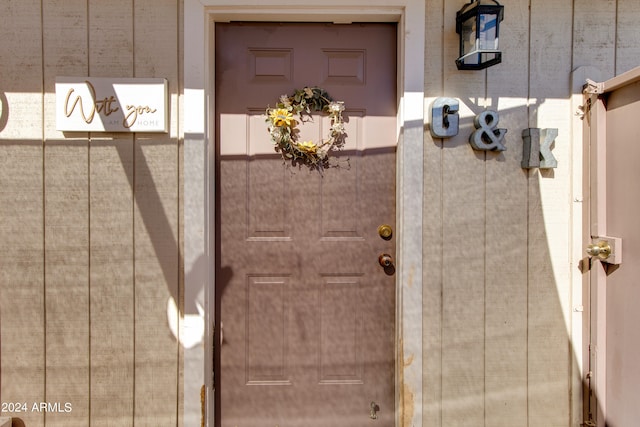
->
xmin=55 ymin=77 xmax=168 ymax=133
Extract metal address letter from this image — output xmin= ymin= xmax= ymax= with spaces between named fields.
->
xmin=521 ymin=128 xmax=558 ymax=169
xmin=469 ymin=110 xmax=507 ymax=151
xmin=429 ymin=97 xmax=459 ymax=138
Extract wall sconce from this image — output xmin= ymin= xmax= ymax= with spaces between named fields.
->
xmin=455 ymin=0 xmax=504 ymax=70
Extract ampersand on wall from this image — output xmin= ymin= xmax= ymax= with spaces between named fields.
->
xmin=469 ymin=110 xmax=507 ymax=151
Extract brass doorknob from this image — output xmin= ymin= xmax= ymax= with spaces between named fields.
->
xmin=379 ymin=253 xmax=394 ymax=268
xmin=587 ymin=241 xmax=612 ymax=260
xmin=378 ymin=224 xmax=393 ymax=240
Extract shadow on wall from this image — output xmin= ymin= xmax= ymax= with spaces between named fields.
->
xmin=168 ymin=254 xmax=206 ymax=349
xmin=433 ymin=171 xmax=578 ymax=425
xmin=211 ymin=137 xmax=397 ymax=425
xmin=107 ymin=135 xmax=204 ymax=350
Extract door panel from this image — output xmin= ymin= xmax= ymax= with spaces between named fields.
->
xmin=215 ymin=22 xmax=397 ymax=427
xmin=602 ymin=81 xmax=640 ymax=427
xmin=585 ymin=70 xmax=640 ymax=427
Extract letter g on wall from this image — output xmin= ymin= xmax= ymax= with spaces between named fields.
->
xmin=429 ymin=97 xmax=459 ymax=138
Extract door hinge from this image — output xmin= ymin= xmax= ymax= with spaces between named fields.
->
xmin=584 ymin=79 xmax=604 ymax=95
xmin=583 ymin=343 xmax=597 ymax=427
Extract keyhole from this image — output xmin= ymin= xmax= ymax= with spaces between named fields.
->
xmin=370 ymin=401 xmax=379 ymax=420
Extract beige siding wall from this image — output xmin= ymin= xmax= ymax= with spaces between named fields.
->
xmin=0 ymin=1 xmax=182 ymax=426
xmin=423 ymin=0 xmax=639 ymax=426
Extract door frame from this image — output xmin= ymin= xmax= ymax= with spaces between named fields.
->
xmin=184 ymin=1 xmax=425 ymax=426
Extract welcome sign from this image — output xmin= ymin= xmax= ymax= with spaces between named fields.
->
xmin=56 ymin=77 xmax=168 ymax=132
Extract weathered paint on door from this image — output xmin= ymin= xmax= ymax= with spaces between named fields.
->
xmin=214 ymin=22 xmax=397 ymax=426
xmin=584 ymin=67 xmax=640 ymax=427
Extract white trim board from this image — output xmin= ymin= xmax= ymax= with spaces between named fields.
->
xmin=183 ymin=2 xmax=425 ymax=426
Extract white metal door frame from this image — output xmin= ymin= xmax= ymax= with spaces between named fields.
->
xmin=583 ymin=85 xmax=608 ymax=427
xmin=183 ymin=1 xmax=425 ymax=426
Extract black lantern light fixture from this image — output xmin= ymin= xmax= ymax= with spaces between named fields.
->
xmin=455 ymin=0 xmax=504 ymax=70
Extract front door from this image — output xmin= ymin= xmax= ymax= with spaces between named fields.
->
xmin=215 ymin=22 xmax=398 ymax=426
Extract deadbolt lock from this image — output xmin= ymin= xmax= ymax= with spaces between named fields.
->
xmin=377 ymin=224 xmax=393 ymax=240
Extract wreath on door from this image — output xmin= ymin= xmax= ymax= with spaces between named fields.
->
xmin=266 ymin=87 xmax=346 ymax=170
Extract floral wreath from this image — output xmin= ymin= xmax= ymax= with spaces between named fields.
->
xmin=266 ymin=87 xmax=346 ymax=169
